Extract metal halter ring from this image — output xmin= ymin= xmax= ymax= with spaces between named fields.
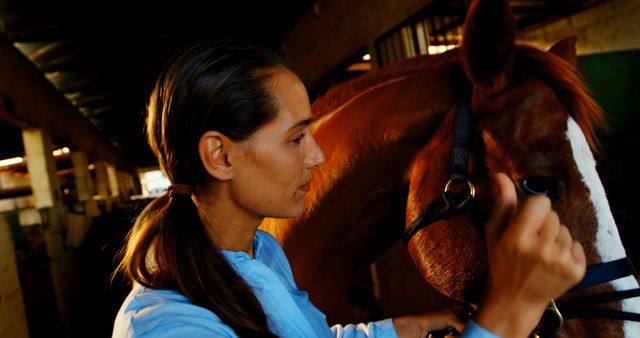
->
xmin=443 ymin=178 xmax=476 ymax=209
xmin=545 ymin=299 xmax=564 ymax=333
xmin=533 ymin=299 xmax=564 ymax=338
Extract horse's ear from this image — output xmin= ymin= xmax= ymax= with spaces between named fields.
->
xmin=548 ymin=35 xmax=578 ymax=67
xmin=460 ymin=0 xmax=516 ymax=95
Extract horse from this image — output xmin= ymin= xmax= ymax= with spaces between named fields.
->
xmin=260 ymin=0 xmax=640 ymax=336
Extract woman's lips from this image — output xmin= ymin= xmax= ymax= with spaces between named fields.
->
xmin=298 ymin=181 xmax=311 ymax=192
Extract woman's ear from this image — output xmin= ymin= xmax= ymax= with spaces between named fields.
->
xmin=198 ymin=131 xmax=234 ymax=181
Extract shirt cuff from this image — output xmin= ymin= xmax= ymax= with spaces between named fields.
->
xmin=459 ymin=320 xmax=500 ymax=338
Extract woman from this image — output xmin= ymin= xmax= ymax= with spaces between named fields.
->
xmin=112 ymin=41 xmax=586 ymax=338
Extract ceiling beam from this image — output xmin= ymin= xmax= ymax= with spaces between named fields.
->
xmin=281 ymin=0 xmax=434 ymax=86
xmin=0 ymin=33 xmax=129 ymax=170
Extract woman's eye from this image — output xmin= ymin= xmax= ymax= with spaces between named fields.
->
xmin=519 ymin=176 xmax=560 ymax=201
xmin=292 ymin=133 xmax=306 ymax=144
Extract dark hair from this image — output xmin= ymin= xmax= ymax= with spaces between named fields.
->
xmin=114 ymin=40 xmax=288 ymax=337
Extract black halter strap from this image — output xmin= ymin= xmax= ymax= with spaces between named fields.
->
xmin=403 ymin=100 xmax=475 ymax=243
xmin=570 ymin=257 xmax=636 ymax=291
xmin=451 ymin=99 xmax=472 ymax=182
xmin=535 ymin=257 xmax=640 ymax=337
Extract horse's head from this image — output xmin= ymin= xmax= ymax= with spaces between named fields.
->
xmin=405 ymin=0 xmax=639 ymax=336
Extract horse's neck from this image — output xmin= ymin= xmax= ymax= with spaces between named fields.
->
xmin=261 ymin=63 xmax=458 ymax=282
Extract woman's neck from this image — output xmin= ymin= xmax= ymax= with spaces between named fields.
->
xmin=193 ymin=189 xmax=262 ymax=258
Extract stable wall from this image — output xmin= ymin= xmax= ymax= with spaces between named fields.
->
xmin=518 ymin=0 xmax=640 ymax=55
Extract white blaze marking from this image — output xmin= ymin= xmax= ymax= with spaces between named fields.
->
xmin=567 ymin=117 xmax=640 ymax=336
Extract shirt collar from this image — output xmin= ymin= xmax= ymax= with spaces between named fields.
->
xmin=220 ymin=230 xmax=265 ymax=264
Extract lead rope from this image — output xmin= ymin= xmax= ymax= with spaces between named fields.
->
xmin=533 ymin=257 xmax=640 ymax=337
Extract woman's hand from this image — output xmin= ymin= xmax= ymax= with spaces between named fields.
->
xmin=475 ymin=173 xmax=587 ymax=337
xmin=392 ymin=310 xmax=464 ymax=338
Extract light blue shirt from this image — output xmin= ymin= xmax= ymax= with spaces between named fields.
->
xmin=113 ymin=230 xmax=498 ymax=338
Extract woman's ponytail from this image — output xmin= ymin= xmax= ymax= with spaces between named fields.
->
xmin=115 ymin=190 xmax=276 ymax=337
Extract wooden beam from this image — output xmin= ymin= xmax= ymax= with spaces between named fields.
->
xmin=0 ymin=186 xmax=32 ymax=199
xmin=281 ymin=0 xmax=434 ymax=86
xmin=0 ymin=33 xmax=129 ymax=170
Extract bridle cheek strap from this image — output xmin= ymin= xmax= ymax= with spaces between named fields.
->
xmin=403 ymin=99 xmax=475 ymax=244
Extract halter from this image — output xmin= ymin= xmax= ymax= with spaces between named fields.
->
xmin=402 ymin=99 xmax=640 ymax=337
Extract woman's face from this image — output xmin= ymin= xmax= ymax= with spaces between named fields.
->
xmin=228 ymin=67 xmax=325 ymax=219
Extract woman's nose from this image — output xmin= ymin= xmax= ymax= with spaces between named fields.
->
xmin=305 ymin=135 xmax=325 ymax=169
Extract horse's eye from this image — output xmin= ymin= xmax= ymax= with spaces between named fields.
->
xmin=519 ymin=176 xmax=560 ymax=202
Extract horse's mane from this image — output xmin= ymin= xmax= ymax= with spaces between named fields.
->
xmin=311 ymin=45 xmax=605 ymax=154
xmin=516 ymin=46 xmax=606 ymax=154
xmin=310 ymin=50 xmax=458 ymax=119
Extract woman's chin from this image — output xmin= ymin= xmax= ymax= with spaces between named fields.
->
xmin=265 ymin=204 xmax=305 ymax=220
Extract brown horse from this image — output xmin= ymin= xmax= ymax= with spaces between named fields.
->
xmin=261 ymin=0 xmax=640 ymax=336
